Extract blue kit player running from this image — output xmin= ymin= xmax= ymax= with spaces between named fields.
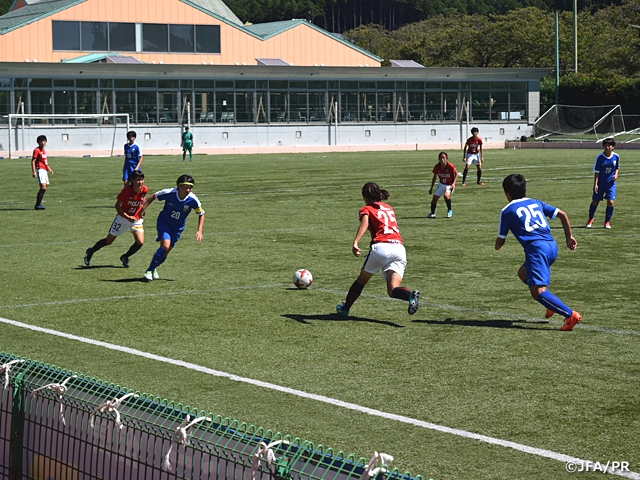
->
xmin=140 ymin=174 xmax=205 ymax=281
xmin=123 ymin=131 xmax=143 ymax=186
xmin=495 ymin=174 xmax=581 ymax=331
xmin=586 ymin=138 xmax=619 ymax=229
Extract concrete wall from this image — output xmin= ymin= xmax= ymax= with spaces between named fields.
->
xmin=0 ymin=122 xmax=533 ymax=157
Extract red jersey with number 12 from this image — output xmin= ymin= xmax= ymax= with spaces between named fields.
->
xmin=359 ymin=202 xmax=403 ymax=244
xmin=117 ymin=185 xmax=148 ymax=220
xmin=433 ymin=161 xmax=457 ymax=185
xmin=465 ymin=136 xmax=483 ymax=154
xmin=32 ymin=147 xmax=48 ymax=170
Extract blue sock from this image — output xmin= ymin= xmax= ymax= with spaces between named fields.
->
xmin=605 ymin=206 xmax=614 ymax=223
xmin=538 ymin=290 xmax=572 ymax=317
xmin=147 ymin=248 xmax=167 ymax=272
xmin=588 ymin=203 xmax=597 ymax=220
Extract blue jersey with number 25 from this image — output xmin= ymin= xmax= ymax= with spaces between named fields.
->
xmin=497 ymin=198 xmax=559 ymax=247
xmin=155 ymin=188 xmax=204 ymax=231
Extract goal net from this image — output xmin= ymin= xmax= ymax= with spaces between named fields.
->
xmin=7 ymin=113 xmax=130 ymax=159
xmin=533 ymin=105 xmax=625 ymax=142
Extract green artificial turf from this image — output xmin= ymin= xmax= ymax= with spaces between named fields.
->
xmin=0 ymin=148 xmax=638 ymax=479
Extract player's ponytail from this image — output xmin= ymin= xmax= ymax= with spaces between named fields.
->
xmin=362 ymin=182 xmax=390 ymax=203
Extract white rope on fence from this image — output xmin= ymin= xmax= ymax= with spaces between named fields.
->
xmin=90 ymin=391 xmax=139 ymax=430
xmin=360 ymin=451 xmax=394 ymax=479
xmin=162 ymin=414 xmax=211 ymax=472
xmin=249 ymin=439 xmax=290 ymax=480
xmin=0 ymin=359 xmax=25 ymax=389
xmin=30 ymin=374 xmax=77 ymax=426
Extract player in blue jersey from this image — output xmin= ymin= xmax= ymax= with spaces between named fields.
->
xmin=495 ymin=174 xmax=581 ymax=331
xmin=123 ymin=131 xmax=143 ymax=186
xmin=139 ymin=174 xmax=205 ymax=281
xmin=586 ymin=138 xmax=619 ymax=229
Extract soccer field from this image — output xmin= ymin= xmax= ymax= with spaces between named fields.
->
xmin=1 ymin=149 xmax=639 ymax=479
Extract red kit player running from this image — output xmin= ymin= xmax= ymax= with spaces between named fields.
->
xmin=84 ymin=170 xmax=148 ymax=268
xmin=428 ymin=151 xmax=458 ymax=218
xmin=336 ymin=182 xmax=420 ymax=317
xmin=462 ymin=127 xmax=484 ymax=186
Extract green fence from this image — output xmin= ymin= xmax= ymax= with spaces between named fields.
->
xmin=0 ymin=352 xmax=423 ymax=480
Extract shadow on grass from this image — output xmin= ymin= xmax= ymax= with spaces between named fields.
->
xmin=282 ymin=313 xmax=404 ymax=328
xmin=1 ymin=208 xmax=33 ymax=211
xmin=75 ymin=265 xmax=122 ymax=270
xmin=102 ymin=278 xmax=176 ymax=283
xmin=412 ymin=318 xmax=552 ymax=330
xmin=84 ymin=205 xmax=113 ymax=209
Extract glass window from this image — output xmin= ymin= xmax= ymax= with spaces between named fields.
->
xmin=180 ymin=80 xmax=193 ymax=88
xmin=290 ymin=92 xmax=307 ymax=122
xmin=54 ymin=79 xmax=74 ymax=87
xmin=270 ymin=91 xmax=287 ymax=122
xmin=510 ymin=82 xmax=527 ymax=90
xmin=159 ymin=91 xmax=178 ymax=123
xmin=77 ymin=91 xmax=98 ymax=123
xmin=170 ymin=24 xmax=194 ymax=53
xmin=53 ymin=90 xmax=74 ymax=123
xmin=492 ymin=82 xmax=509 ymax=89
xmin=100 ymin=79 xmax=113 ymax=88
xmin=195 ymin=91 xmax=214 ymax=123
xmin=100 ymin=91 xmax=114 ymax=122
xmin=236 ymin=80 xmax=254 ymax=89
xmin=510 ymin=91 xmax=527 ymax=120
xmin=256 ymin=90 xmax=267 ymax=123
xmin=426 ymin=92 xmax=441 ymax=121
xmin=408 ymin=91 xmax=424 ymax=121
xmin=328 ymin=91 xmax=339 ymax=123
xmin=492 ymin=91 xmax=509 ymax=120
xmin=377 ymin=81 xmax=394 ymax=89
xmin=425 ymin=82 xmax=440 ymax=89
xmin=290 ymin=81 xmax=306 ymax=89
xmin=31 ymin=91 xmax=52 ymax=115
xmin=138 ymin=91 xmax=157 ymax=123
xmin=340 ymin=81 xmax=357 ymax=90
xmin=53 ymin=21 xmax=80 ymax=50
xmin=195 ymin=25 xmax=220 ymax=53
xmin=76 ymin=79 xmax=98 ymax=88
xmin=158 ymin=80 xmax=179 ymax=89
xmin=308 ymin=81 xmax=326 ymax=90
xmin=472 ymin=82 xmax=490 ymax=90
xmin=359 ymin=82 xmax=375 ymax=90
xmin=109 ymin=23 xmax=135 ymax=52
xmin=396 ymin=81 xmax=406 ymax=89
xmin=471 ymin=92 xmax=491 ymax=121
xmin=443 ymin=92 xmax=458 ymax=121
xmin=377 ymin=92 xmax=393 ymax=122
xmin=194 ymin=80 xmax=214 ymax=88
xmin=180 ymin=90 xmax=193 ymax=124
xmin=216 ymin=91 xmax=234 ymax=123
xmin=236 ymin=91 xmax=254 ymax=123
xmin=137 ymin=80 xmax=156 ymax=88
xmin=0 ymin=78 xmax=10 ymax=88
xmin=115 ymin=91 xmax=136 ymax=122
xmin=114 ymin=79 xmax=135 ymax=89
xmin=308 ymin=92 xmax=326 ymax=122
xmin=143 ymin=24 xmax=168 ymax=52
xmin=269 ymin=80 xmax=287 ymax=89
xmin=81 ymin=22 xmax=108 ymax=51
xmin=408 ymin=81 xmax=424 ymax=90
xmin=360 ymin=92 xmax=375 ymax=121
xmin=328 ymin=81 xmax=339 ymax=89
xmin=340 ymin=92 xmax=357 ymax=122
xmin=30 ymin=79 xmax=51 ymax=88
xmin=255 ymin=80 xmax=267 ymax=89
xmin=442 ymin=82 xmax=458 ymax=90
xmin=0 ymin=91 xmax=9 ymax=123
xmin=14 ymin=89 xmax=27 ymax=115
xmin=396 ymin=91 xmax=407 ymax=122
xmin=215 ymin=80 xmax=233 ymax=88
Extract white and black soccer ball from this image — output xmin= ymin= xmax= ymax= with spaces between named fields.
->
xmin=293 ymin=269 xmax=313 ymax=289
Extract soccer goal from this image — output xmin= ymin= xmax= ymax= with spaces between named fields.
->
xmin=533 ymin=105 xmax=625 ymax=142
xmin=7 ymin=113 xmax=130 ymax=159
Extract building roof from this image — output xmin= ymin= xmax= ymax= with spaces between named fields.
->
xmin=256 ymin=58 xmax=291 ymax=66
xmin=180 ymin=0 xmax=243 ymax=27
xmin=390 ymin=60 xmax=424 ymax=68
xmin=0 ymin=0 xmax=84 ymax=34
xmin=61 ymin=52 xmax=144 ymax=63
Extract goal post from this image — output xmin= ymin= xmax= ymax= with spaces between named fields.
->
xmin=7 ymin=113 xmax=130 ymax=159
xmin=533 ymin=105 xmax=625 ymax=142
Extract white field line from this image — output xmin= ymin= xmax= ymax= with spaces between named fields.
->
xmin=0 ymin=315 xmax=638 ymax=479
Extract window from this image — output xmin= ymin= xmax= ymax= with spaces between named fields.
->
xmin=109 ymin=23 xmax=135 ymax=52
xmin=170 ymin=25 xmax=194 ymax=53
xmin=81 ymin=22 xmax=108 ymax=51
xmin=195 ymin=25 xmax=220 ymax=53
xmin=53 ymin=21 xmax=80 ymax=50
xmin=143 ymin=24 xmax=168 ymax=52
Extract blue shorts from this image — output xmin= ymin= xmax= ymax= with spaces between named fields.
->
xmin=523 ymin=240 xmax=557 ymax=287
xmin=122 ymin=162 xmax=138 ymax=182
xmin=592 ymin=183 xmax=616 ymax=202
xmin=156 ymin=218 xmax=183 ymax=247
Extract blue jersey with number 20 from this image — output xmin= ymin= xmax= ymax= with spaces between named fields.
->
xmin=497 ymin=198 xmax=558 ymax=247
xmin=155 ymin=188 xmax=204 ymax=231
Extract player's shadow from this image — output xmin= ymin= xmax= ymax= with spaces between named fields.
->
xmin=75 ymin=265 xmax=122 ymax=270
xmin=282 ymin=313 xmax=404 ymax=328
xmin=84 ymin=206 xmax=113 ymax=209
xmin=0 ymin=207 xmax=33 ymax=211
xmin=102 ymin=278 xmax=175 ymax=283
xmin=412 ymin=318 xmax=552 ymax=330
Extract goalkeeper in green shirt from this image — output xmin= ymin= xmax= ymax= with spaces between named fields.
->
xmin=181 ymin=126 xmax=193 ymax=162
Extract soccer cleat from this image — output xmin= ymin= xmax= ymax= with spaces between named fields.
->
xmin=408 ymin=290 xmax=420 ymax=315
xmin=544 ymin=308 xmax=555 ymax=319
xmin=585 ymin=219 xmax=593 ymax=228
xmin=84 ymin=248 xmax=92 ymax=266
xmin=447 ymin=210 xmax=453 ymax=218
xmin=461 ymin=183 xmax=467 ymax=187
xmin=604 ymin=222 xmax=611 ymax=229
xmin=560 ymin=311 xmax=581 ymax=331
xmin=336 ymin=302 xmax=349 ymax=318
xmin=120 ymin=254 xmax=129 ymax=268
xmin=152 ymin=269 xmax=159 ymax=279
xmin=34 ymin=205 xmax=45 ymax=210
xmin=427 ymin=213 xmax=436 ymax=219
xmin=143 ymin=271 xmax=154 ymax=282
xmin=477 ymin=182 xmax=485 ymax=186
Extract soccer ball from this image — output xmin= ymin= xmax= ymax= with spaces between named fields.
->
xmin=293 ymin=269 xmax=313 ymax=289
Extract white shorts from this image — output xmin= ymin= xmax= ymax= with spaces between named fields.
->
xmin=36 ymin=169 xmax=49 ymax=185
xmin=465 ymin=153 xmax=481 ymax=166
xmin=362 ymin=242 xmax=407 ymax=280
xmin=109 ymin=215 xmax=144 ymax=237
xmin=434 ymin=183 xmax=453 ymax=197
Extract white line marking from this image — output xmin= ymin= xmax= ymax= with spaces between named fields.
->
xmin=0 ymin=315 xmax=637 ymax=479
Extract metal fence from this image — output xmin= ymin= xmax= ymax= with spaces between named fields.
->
xmin=0 ymin=352 xmax=422 ymax=480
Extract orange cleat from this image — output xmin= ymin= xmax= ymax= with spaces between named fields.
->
xmin=544 ymin=308 xmax=555 ymax=319
xmin=477 ymin=182 xmax=484 ymax=186
xmin=560 ymin=311 xmax=581 ymax=331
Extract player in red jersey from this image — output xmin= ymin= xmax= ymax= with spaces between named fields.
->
xmin=84 ymin=170 xmax=148 ymax=268
xmin=31 ymin=135 xmax=53 ymax=210
xmin=462 ymin=127 xmax=484 ymax=186
xmin=336 ymin=182 xmax=420 ymax=317
xmin=427 ymin=151 xmax=458 ymax=218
